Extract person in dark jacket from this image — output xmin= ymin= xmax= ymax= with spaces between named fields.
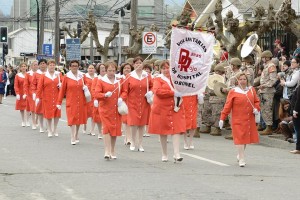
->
xmin=290 ymin=85 xmax=300 ymax=154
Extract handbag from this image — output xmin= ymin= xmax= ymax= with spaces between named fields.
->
xmin=146 ymin=76 xmax=153 ymax=104
xmin=82 ymin=77 xmax=91 ymax=102
xmin=117 ymin=81 xmax=128 ymax=115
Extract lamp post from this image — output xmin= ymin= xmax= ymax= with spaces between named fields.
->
xmin=35 ymin=0 xmax=40 ymax=55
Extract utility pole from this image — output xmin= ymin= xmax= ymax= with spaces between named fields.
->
xmin=90 ymin=2 xmax=94 ymax=62
xmin=54 ymin=0 xmax=60 ymax=64
xmin=130 ymin=0 xmax=137 ymax=46
xmin=35 ymin=0 xmax=40 ymax=54
xmin=118 ymin=11 xmax=122 ymax=66
xmin=39 ymin=0 xmax=46 ymax=55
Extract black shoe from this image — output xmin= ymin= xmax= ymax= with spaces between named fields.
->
xmin=104 ymin=155 xmax=111 ymax=160
xmin=173 ymin=157 xmax=183 ymax=163
xmin=287 ymin=138 xmax=295 ymax=143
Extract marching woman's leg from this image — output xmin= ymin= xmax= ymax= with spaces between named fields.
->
xmin=47 ymin=119 xmax=53 ymax=137
xmin=103 ymin=134 xmax=111 ymax=159
xmin=172 ymin=134 xmax=183 ymax=162
xmin=183 ymin=132 xmax=189 ymax=150
xmin=53 ymin=117 xmax=59 ymax=136
xmin=160 ymin=135 xmax=168 ymax=162
xmin=37 ymin=114 xmax=45 ymax=132
xmin=20 ymin=111 xmax=25 ymax=127
xmin=83 ymin=124 xmax=87 ymax=134
xmin=70 ymin=125 xmax=76 ymax=145
xmin=26 ymin=111 xmax=31 ymax=127
xmin=125 ymin=124 xmax=131 ymax=144
xmin=236 ymin=144 xmax=246 ymax=167
xmin=96 ymin=123 xmax=103 ymax=139
xmin=130 ymin=125 xmax=138 ymax=151
xmin=31 ymin=112 xmax=37 ymax=129
xmin=110 ymin=136 xmax=117 ymax=159
xmin=90 ymin=119 xmax=96 ymax=136
xmin=137 ymin=125 xmax=145 ymax=152
xmin=188 ymin=129 xmax=195 ymax=149
xmin=75 ymin=125 xmax=80 ymax=143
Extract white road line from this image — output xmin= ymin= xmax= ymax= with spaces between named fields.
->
xmin=181 ymin=152 xmax=230 ymax=167
xmin=28 ymin=193 xmax=47 ymax=200
xmin=59 ymin=119 xmax=67 ymax=122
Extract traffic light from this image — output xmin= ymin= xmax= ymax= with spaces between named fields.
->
xmin=0 ymin=27 xmax=8 ymax=43
xmin=60 ymin=29 xmax=64 ymax=39
xmin=3 ymin=43 xmax=8 ymax=55
xmin=77 ymin=22 xmax=81 ymax=38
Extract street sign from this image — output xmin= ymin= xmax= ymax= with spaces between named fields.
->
xmin=142 ymin=32 xmax=157 ymax=54
xmin=43 ymin=44 xmax=52 ymax=56
xmin=37 ymin=55 xmax=54 ymax=60
xmin=66 ymin=38 xmax=81 ymax=61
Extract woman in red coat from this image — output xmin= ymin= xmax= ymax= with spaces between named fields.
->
xmin=57 ymin=60 xmax=88 ymax=145
xmin=14 ymin=63 xmax=28 ymax=126
xmin=83 ymin=65 xmax=96 ymax=135
xmin=148 ymin=60 xmax=186 ymax=162
xmin=121 ymin=57 xmax=153 ymax=152
xmin=23 ymin=60 xmax=39 ymax=129
xmin=219 ymin=72 xmax=260 ymax=167
xmin=95 ymin=61 xmax=122 ymax=159
xmin=36 ymin=60 xmax=62 ymax=138
xmin=31 ymin=59 xmax=48 ymax=133
xmin=120 ymin=63 xmax=134 ymax=145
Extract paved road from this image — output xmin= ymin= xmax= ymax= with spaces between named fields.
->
xmin=0 ymin=96 xmax=300 ymax=200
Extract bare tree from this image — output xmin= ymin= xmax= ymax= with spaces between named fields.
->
xmin=209 ymin=0 xmax=297 ymax=57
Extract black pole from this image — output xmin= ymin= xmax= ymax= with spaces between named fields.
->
xmin=36 ymin=0 xmax=40 ymax=54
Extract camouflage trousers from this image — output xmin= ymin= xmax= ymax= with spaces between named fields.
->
xmin=211 ymin=102 xmax=224 ymax=127
xmin=197 ymin=103 xmax=202 ymax=127
xmin=260 ymin=93 xmax=274 ymax=126
xmin=201 ymin=99 xmax=212 ymax=126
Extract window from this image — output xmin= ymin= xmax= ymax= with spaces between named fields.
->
xmin=138 ymin=6 xmax=154 ymax=18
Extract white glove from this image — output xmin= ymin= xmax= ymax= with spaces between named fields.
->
xmin=16 ymin=94 xmax=20 ymax=100
xmin=118 ymin=98 xmax=123 ymax=106
xmin=174 ymin=91 xmax=182 ymax=97
xmin=197 ymin=93 xmax=204 ymax=104
xmin=219 ymin=120 xmax=224 ymax=129
xmin=253 ymin=108 xmax=259 ymax=115
xmin=94 ymin=100 xmax=99 ymax=107
xmin=145 ymin=91 xmax=153 ymax=98
xmin=22 ymin=94 xmax=27 ymax=99
xmin=293 ymin=110 xmax=298 ymax=118
xmin=83 ymin=85 xmax=88 ymax=91
xmin=56 ymin=105 xmax=61 ymax=110
xmin=32 ymin=93 xmax=36 ymax=101
xmin=57 ymin=83 xmax=62 ymax=89
xmin=105 ymin=91 xmax=113 ymax=97
xmin=35 ymin=98 xmax=40 ymax=106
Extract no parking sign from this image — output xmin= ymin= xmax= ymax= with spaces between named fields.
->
xmin=142 ymin=32 xmax=157 ymax=54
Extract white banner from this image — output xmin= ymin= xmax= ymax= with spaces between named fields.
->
xmin=170 ymin=27 xmax=214 ymax=95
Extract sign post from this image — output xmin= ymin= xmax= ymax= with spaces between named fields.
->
xmin=66 ymin=38 xmax=81 ymax=61
xmin=142 ymin=32 xmax=157 ymax=54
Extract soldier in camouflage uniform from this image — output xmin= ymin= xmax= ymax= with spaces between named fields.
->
xmin=199 ymin=64 xmax=216 ymax=134
xmin=221 ymin=58 xmax=242 ymax=139
xmin=241 ymin=56 xmax=255 ymax=86
xmin=209 ymin=63 xmax=227 ymax=136
xmin=257 ymin=50 xmax=278 ymax=135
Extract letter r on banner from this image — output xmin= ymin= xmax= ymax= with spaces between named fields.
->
xmin=178 ymin=48 xmax=192 ymax=72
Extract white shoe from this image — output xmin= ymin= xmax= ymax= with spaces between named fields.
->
xmin=98 ymin=135 xmax=103 ymax=139
xmin=239 ymin=159 xmax=246 ymax=167
xmin=48 ymin=132 xmax=53 ymax=138
xmin=189 ymin=145 xmax=194 ymax=150
xmin=32 ymin=125 xmax=37 ymax=130
xmin=75 ymin=140 xmax=79 ymax=144
xmin=26 ymin=122 xmax=30 ymax=127
xmin=184 ymin=145 xmax=189 ymax=150
xmin=54 ymin=132 xmax=58 ymax=137
xmin=138 ymin=146 xmax=145 ymax=152
xmin=162 ymin=156 xmax=168 ymax=162
xmin=130 ymin=146 xmax=135 ymax=151
xmin=21 ymin=122 xmax=25 ymax=127
xmin=71 ymin=140 xmax=76 ymax=145
xmin=111 ymin=155 xmax=117 ymax=159
xmin=39 ymin=128 xmax=44 ymax=133
xmin=83 ymin=130 xmax=86 ymax=134
xmin=91 ymin=132 xmax=95 ymax=136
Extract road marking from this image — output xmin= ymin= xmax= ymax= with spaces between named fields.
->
xmin=181 ymin=152 xmax=230 ymax=167
xmin=59 ymin=119 xmax=67 ymax=122
xmin=28 ymin=193 xmax=47 ymax=200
